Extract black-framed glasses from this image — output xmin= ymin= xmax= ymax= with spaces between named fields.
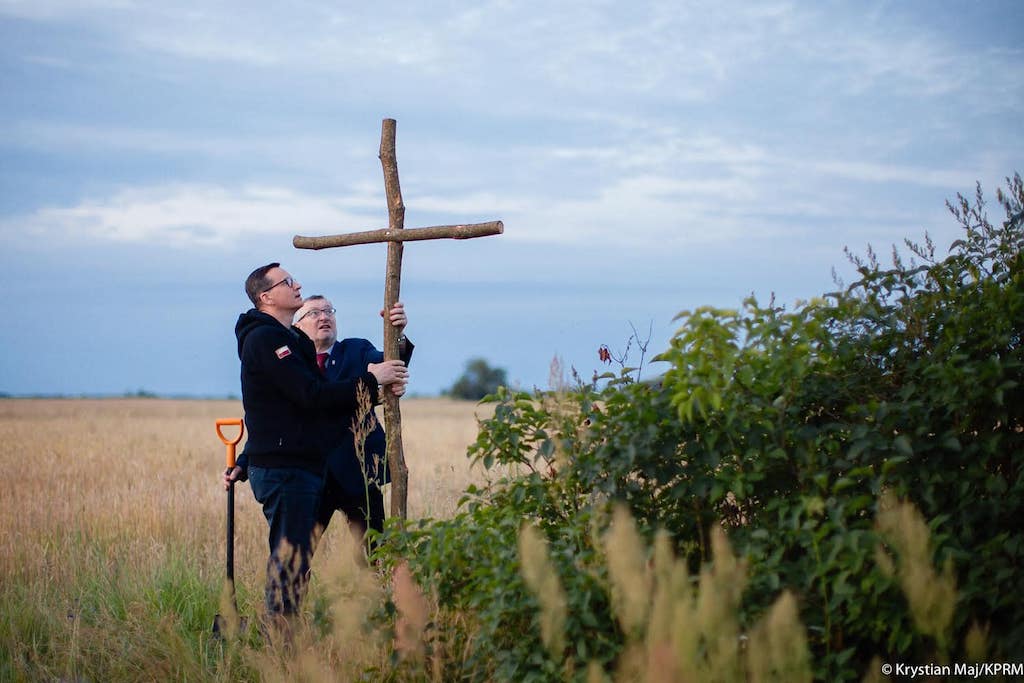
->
xmin=262 ymin=276 xmax=295 ymax=293
xmin=297 ymin=307 xmax=336 ymax=322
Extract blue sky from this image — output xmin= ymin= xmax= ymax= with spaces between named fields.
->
xmin=1 ymin=1 xmax=1021 ymax=397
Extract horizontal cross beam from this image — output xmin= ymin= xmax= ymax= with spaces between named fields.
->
xmin=293 ymin=220 xmax=503 ymax=250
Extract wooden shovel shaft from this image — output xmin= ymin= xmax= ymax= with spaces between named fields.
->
xmin=226 ymin=479 xmax=235 ymax=584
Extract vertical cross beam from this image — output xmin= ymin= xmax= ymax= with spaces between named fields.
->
xmin=379 ymin=119 xmax=407 ymax=521
xmin=293 ymin=119 xmax=503 ymax=520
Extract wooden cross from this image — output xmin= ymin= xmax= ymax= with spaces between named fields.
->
xmin=293 ymin=118 xmax=503 ymax=520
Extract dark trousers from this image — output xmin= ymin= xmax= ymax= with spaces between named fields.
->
xmin=316 ymin=473 xmax=385 ymax=554
xmin=249 ymin=465 xmax=323 ymax=616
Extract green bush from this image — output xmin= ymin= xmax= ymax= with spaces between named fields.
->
xmin=381 ymin=174 xmax=1023 ymax=681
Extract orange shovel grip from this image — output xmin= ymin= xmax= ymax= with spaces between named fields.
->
xmin=215 ymin=418 xmax=245 ymax=469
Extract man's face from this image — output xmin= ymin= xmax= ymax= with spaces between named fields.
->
xmin=260 ymin=267 xmax=303 ymax=313
xmin=295 ymin=298 xmax=338 ymax=349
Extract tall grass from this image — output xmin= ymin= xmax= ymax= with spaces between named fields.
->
xmin=590 ymin=505 xmax=810 ymax=682
xmin=0 ymin=398 xmax=491 ymax=681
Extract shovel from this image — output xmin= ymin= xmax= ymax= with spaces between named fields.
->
xmin=212 ymin=417 xmax=245 ymax=637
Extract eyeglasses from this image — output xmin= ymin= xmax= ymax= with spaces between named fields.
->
xmin=262 ymin=276 xmax=295 ymax=293
xmin=297 ymin=307 xmax=336 ymax=322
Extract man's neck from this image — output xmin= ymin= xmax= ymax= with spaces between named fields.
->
xmin=314 ymin=339 xmax=334 ymax=354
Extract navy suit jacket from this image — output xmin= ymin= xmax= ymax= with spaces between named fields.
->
xmin=322 ymin=337 xmax=414 ymax=497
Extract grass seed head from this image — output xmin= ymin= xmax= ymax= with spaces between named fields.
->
xmin=518 ymin=521 xmax=568 ymax=658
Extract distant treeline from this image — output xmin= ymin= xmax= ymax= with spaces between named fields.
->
xmin=0 ymin=391 xmax=241 ymax=400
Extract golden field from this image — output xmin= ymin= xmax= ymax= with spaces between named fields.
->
xmin=0 ymin=397 xmax=496 ymax=680
xmin=0 ymin=397 xmax=493 ymax=585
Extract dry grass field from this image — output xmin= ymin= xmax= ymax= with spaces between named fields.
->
xmin=0 ymin=397 xmax=496 ymax=680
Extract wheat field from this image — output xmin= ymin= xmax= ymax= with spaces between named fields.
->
xmin=0 ymin=397 xmax=494 ymax=680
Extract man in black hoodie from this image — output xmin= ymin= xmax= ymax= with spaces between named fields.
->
xmin=229 ymin=263 xmax=408 ymax=623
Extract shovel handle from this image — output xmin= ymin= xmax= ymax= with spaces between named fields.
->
xmin=215 ymin=418 xmax=245 ymax=469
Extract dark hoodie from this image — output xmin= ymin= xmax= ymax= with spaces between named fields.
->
xmin=234 ymin=309 xmax=379 ymax=474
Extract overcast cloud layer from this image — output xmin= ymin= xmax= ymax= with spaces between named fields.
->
xmin=1 ymin=1 xmax=1021 ymax=396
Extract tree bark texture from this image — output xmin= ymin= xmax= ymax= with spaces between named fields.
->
xmin=293 ymin=221 xmax=503 ymax=250
xmin=379 ymin=118 xmax=409 ymax=521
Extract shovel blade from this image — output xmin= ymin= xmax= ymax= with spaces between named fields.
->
xmin=212 ymin=577 xmax=246 ymax=638
xmin=212 ymin=612 xmax=249 ymax=639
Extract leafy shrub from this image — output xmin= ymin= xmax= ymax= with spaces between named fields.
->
xmin=380 ymin=174 xmax=1023 ymax=681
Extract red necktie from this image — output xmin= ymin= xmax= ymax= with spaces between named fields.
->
xmin=316 ymin=353 xmax=328 ymax=374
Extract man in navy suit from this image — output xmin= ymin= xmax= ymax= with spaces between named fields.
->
xmin=294 ymin=294 xmax=414 ymax=555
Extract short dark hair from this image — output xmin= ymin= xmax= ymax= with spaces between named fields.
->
xmin=245 ymin=262 xmax=279 ymax=307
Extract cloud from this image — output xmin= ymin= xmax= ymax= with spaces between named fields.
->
xmin=807 ymin=160 xmax=978 ymax=190
xmin=788 ymin=6 xmax=1024 ymax=106
xmin=0 ymin=135 xmax=983 ymax=256
xmin=7 ymin=1 xmax=1010 ymax=104
xmin=1 ymin=121 xmax=369 ymax=168
xmin=515 ymin=175 xmax=750 ymax=245
xmin=0 ymin=172 xmax=764 ymax=253
xmin=6 ymin=0 xmax=1020 ymax=139
xmin=408 ymin=191 xmax=527 ymax=219
xmin=5 ymin=184 xmax=379 ymax=247
xmin=2 ymin=2 xmax=1017 ymax=260
xmin=0 ymin=0 xmax=135 ymax=21
xmin=9 ymin=162 xmax=770 ymax=249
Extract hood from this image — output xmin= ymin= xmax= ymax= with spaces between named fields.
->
xmin=235 ymin=308 xmax=281 ymax=359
